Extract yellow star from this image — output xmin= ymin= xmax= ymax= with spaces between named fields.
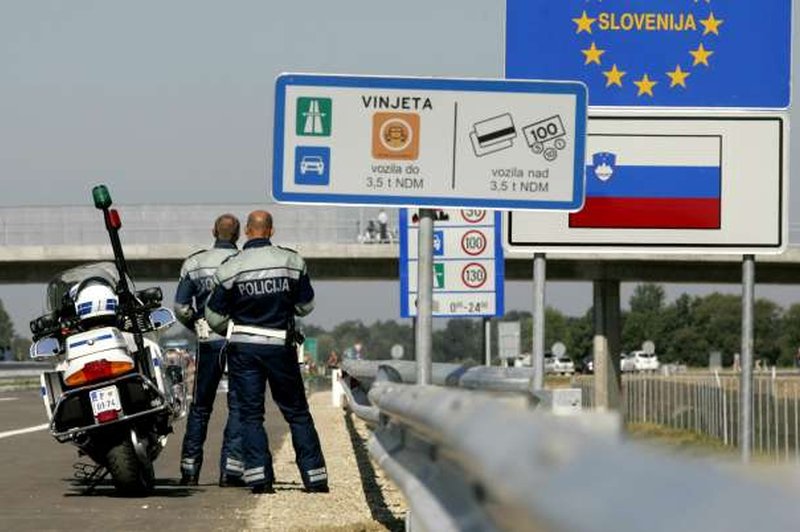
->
xmin=700 ymin=12 xmax=724 ymax=36
xmin=633 ymin=74 xmax=657 ymax=97
xmin=603 ymin=64 xmax=626 ymax=87
xmin=572 ymin=11 xmax=596 ymax=34
xmin=689 ymin=43 xmax=713 ymax=66
xmin=666 ymin=65 xmax=691 ymax=88
xmin=582 ymin=42 xmax=605 ymax=65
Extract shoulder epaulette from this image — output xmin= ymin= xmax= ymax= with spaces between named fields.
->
xmin=187 ymin=248 xmax=207 ymax=259
xmin=219 ymin=251 xmax=241 ymax=265
xmin=276 ymin=245 xmax=298 ymax=254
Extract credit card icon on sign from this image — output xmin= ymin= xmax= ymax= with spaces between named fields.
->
xmin=470 ymin=113 xmax=517 ymax=157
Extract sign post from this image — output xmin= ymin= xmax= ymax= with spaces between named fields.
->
xmin=740 ymin=255 xmax=755 ymax=462
xmin=532 ymin=253 xmax=546 ymax=390
xmin=416 ymin=208 xmax=434 ymax=385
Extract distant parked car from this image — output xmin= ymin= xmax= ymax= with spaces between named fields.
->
xmin=545 ymin=353 xmax=575 ymax=375
xmin=620 ymin=353 xmax=637 ymax=373
xmin=630 ymin=350 xmax=660 ymax=373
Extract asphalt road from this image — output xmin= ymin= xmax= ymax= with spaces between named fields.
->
xmin=0 ymin=388 xmax=288 ymax=532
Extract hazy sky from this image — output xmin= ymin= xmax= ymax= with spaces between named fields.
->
xmin=2 ymin=1 xmax=800 ymax=339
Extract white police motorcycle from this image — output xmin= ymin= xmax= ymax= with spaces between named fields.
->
xmin=29 ymin=186 xmax=187 ymax=496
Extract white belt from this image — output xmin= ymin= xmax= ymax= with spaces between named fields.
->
xmin=226 ymin=322 xmax=287 ymax=340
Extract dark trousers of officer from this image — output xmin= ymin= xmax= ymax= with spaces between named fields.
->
xmin=180 ymin=339 xmax=243 ymax=479
xmin=227 ymin=341 xmax=327 ymax=489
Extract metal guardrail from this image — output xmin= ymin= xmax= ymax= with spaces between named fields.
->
xmin=0 ymin=362 xmax=52 ymax=381
xmin=341 ymin=360 xmax=536 ymax=394
xmin=343 ymin=362 xmax=800 ymax=532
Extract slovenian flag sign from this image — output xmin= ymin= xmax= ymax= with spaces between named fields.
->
xmin=569 ymin=136 xmax=721 ymax=230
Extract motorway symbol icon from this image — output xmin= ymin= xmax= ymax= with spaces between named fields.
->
xmin=296 ymin=97 xmax=332 ymax=136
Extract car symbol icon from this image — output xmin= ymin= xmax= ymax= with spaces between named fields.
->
xmin=300 ymin=155 xmax=325 ymax=175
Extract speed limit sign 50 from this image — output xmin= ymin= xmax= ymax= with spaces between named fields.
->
xmin=460 ymin=209 xmax=486 ymax=224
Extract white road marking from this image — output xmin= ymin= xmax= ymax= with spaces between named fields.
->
xmin=0 ymin=397 xmax=19 ymax=402
xmin=0 ymin=423 xmax=48 ymax=440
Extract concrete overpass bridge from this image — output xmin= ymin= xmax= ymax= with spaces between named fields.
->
xmin=3 ymin=204 xmax=800 ymax=284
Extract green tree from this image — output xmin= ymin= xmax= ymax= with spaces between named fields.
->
xmin=779 ymin=303 xmax=800 ymax=366
xmin=622 ymin=283 xmax=666 ymax=353
xmin=754 ymin=298 xmax=782 ymax=365
xmin=366 ymin=320 xmax=414 ymax=360
xmin=433 ymin=318 xmax=482 ymax=363
xmin=0 ymin=298 xmax=14 ymax=355
xmin=629 ymin=283 xmax=665 ymax=314
xmin=565 ymin=309 xmax=594 ymax=360
xmin=12 ymin=336 xmax=31 ymax=361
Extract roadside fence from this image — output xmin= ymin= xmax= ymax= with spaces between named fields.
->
xmin=576 ymin=371 xmax=800 ymax=461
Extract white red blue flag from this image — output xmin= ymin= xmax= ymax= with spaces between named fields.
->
xmin=569 ymin=136 xmax=721 ymax=229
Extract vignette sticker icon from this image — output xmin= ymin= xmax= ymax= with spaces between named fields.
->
xmin=372 ymin=112 xmax=420 ymax=160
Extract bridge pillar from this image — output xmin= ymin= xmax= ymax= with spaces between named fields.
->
xmin=593 ymin=279 xmax=622 ymax=410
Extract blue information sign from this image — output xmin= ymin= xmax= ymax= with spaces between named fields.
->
xmin=506 ymin=1 xmax=792 ymax=108
xmin=400 ymin=209 xmax=504 ymax=318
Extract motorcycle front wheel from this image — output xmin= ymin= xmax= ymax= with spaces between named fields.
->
xmin=105 ymin=437 xmax=155 ymax=497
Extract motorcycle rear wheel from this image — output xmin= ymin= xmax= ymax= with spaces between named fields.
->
xmin=106 ymin=438 xmax=155 ymax=497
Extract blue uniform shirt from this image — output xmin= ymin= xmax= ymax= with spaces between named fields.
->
xmin=174 ymin=240 xmax=239 ymax=328
xmin=204 ymin=238 xmax=314 ymax=334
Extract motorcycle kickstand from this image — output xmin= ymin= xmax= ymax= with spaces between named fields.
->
xmin=73 ymin=462 xmax=109 ymax=494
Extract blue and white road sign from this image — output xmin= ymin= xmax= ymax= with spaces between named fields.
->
xmin=506 ymin=1 xmax=792 ymax=108
xmin=400 ymin=209 xmax=504 ymax=318
xmin=294 ymin=146 xmax=330 ymax=186
xmin=273 ymin=74 xmax=587 ymax=210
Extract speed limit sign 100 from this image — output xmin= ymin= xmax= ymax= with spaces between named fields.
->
xmin=461 ymin=230 xmax=488 ymax=256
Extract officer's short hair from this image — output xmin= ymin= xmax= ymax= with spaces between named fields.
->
xmin=214 ymin=214 xmax=240 ymax=243
xmin=246 ymin=210 xmax=273 ymax=233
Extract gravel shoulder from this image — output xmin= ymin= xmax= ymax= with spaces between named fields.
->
xmin=247 ymin=392 xmax=406 ymax=532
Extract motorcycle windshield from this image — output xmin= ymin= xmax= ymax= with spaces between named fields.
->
xmin=46 ymin=262 xmax=123 ymax=312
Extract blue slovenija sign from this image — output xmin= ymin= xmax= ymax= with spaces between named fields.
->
xmin=506 ymin=0 xmax=792 ymax=108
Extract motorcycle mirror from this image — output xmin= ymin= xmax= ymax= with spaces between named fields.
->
xmin=30 ymin=337 xmax=61 ymax=360
xmin=137 ymin=287 xmax=163 ymax=307
xmin=92 ymin=184 xmax=113 ymax=209
xmin=149 ymin=307 xmax=176 ymax=330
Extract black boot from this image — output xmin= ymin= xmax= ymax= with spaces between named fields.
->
xmin=251 ymin=483 xmax=274 ymax=494
xmin=180 ymin=474 xmax=199 ymax=486
xmin=219 ymin=475 xmax=247 ymax=488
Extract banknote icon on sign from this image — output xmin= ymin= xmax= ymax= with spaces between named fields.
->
xmin=522 ymin=115 xmax=567 ymax=162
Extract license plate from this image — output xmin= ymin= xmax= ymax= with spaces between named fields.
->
xmin=89 ymin=385 xmax=122 ymax=417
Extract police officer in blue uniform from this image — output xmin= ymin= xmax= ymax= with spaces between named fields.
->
xmin=205 ymin=210 xmax=328 ymax=494
xmin=175 ymin=214 xmax=244 ymax=486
